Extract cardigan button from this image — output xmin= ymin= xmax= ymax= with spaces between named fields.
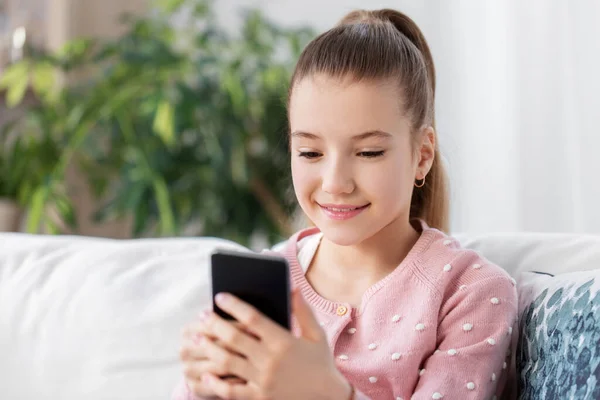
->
xmin=336 ymin=305 xmax=348 ymax=316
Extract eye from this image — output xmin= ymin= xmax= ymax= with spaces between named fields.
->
xmin=357 ymin=151 xmax=385 ymax=158
xmin=298 ymin=151 xmax=322 ymax=159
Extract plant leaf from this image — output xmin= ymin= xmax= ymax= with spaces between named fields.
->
xmin=31 ymin=62 xmax=56 ymax=99
xmin=0 ymin=61 xmax=29 ymax=90
xmin=26 ymin=185 xmax=49 ymax=233
xmin=55 ymin=194 xmax=78 ymax=229
xmin=154 ymin=0 xmax=185 ymax=13
xmin=6 ymin=78 xmax=29 ymax=108
xmin=153 ymin=100 xmax=175 ymax=147
xmin=152 ymin=176 xmax=175 ymax=235
xmin=221 ymin=69 xmax=246 ymax=116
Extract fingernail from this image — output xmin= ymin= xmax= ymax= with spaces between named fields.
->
xmin=215 ymin=293 xmax=230 ymax=305
xmin=192 ymin=333 xmax=202 ymax=345
xmin=198 ymin=310 xmax=209 ymax=320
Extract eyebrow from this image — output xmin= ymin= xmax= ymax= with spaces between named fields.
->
xmin=290 ymin=130 xmax=393 ymax=141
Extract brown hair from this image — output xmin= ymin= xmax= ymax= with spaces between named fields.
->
xmin=287 ymin=9 xmax=449 ymax=233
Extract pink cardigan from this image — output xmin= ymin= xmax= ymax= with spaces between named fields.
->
xmin=173 ymin=222 xmax=517 ymax=399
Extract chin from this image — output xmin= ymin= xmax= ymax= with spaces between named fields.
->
xmin=315 ymin=220 xmax=378 ymax=247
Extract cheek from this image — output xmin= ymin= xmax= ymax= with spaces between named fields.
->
xmin=359 ymin=159 xmax=414 ymax=203
xmin=291 ymin=158 xmax=315 ymax=198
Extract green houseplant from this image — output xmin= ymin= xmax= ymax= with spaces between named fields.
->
xmin=0 ymin=56 xmax=84 ymax=233
xmin=0 ymin=0 xmax=314 ymax=245
xmin=0 ymin=74 xmax=76 ymax=233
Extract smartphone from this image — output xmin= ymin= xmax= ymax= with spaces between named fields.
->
xmin=210 ymin=248 xmax=291 ymax=330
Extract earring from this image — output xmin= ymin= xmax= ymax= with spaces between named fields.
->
xmin=415 ymin=177 xmax=426 ymax=188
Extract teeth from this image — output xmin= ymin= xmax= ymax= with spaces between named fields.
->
xmin=327 ymin=207 xmax=360 ymax=212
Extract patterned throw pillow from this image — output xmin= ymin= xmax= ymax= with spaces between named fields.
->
xmin=517 ymin=270 xmax=600 ymax=399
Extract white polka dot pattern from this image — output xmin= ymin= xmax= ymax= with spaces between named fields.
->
xmin=369 ymin=376 xmax=378 ymax=383
xmin=391 ymin=352 xmax=401 ymax=361
xmin=443 ymin=264 xmax=452 ymax=272
xmin=463 ymin=323 xmax=473 ymax=331
xmin=447 ymin=349 xmax=457 ymax=356
xmin=503 ymin=361 xmax=507 ymax=369
xmin=432 ymin=392 xmax=444 ymax=399
xmin=466 ymin=382 xmax=475 ymax=390
xmin=392 ymin=315 xmax=401 ymax=322
xmin=339 ymin=354 xmax=349 ymax=360
xmin=415 ymin=323 xmax=425 ymax=331
xmin=487 ymin=338 xmax=496 ymax=345
xmin=347 ymin=327 xmax=356 ymax=334
xmin=490 ymin=297 xmax=500 ymax=305
xmin=472 ymin=263 xmax=482 ymax=269
xmin=368 ymin=343 xmax=377 ymax=350
xmin=491 ymin=373 xmax=496 ymax=382
xmin=419 ymin=369 xmax=426 ymax=376
xmin=459 ymin=285 xmax=467 ymax=290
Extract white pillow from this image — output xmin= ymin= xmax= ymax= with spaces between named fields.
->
xmin=456 ymin=232 xmax=600 ymax=277
xmin=0 ymin=233 xmax=246 ymax=400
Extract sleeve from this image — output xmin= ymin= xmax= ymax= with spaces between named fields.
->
xmin=411 ymin=275 xmax=518 ymax=400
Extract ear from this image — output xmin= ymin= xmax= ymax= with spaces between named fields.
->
xmin=415 ymin=126 xmax=435 ymax=179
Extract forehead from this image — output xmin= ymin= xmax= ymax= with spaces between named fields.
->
xmin=289 ymin=74 xmax=410 ymax=137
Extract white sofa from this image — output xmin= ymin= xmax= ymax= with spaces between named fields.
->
xmin=1 ymin=231 xmax=600 ymax=400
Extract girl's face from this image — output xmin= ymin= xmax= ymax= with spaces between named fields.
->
xmin=289 ymin=74 xmax=434 ymax=246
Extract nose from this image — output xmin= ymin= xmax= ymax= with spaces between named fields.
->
xmin=321 ymin=156 xmax=355 ymax=195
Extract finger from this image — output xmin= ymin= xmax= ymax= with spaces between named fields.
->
xmin=202 ymin=312 xmax=265 ymax=362
xmin=183 ymin=359 xmax=216 ymax=381
xmin=183 ymin=321 xmax=212 ymax=343
xmin=186 ymin=377 xmax=246 ymax=399
xmin=181 ymin=334 xmax=246 ymax=365
xmin=200 ymin=336 xmax=258 ymax=383
xmin=186 ymin=378 xmax=217 ymax=398
xmin=203 ymin=372 xmax=255 ymax=400
xmin=183 ymin=356 xmax=248 ymax=384
xmin=180 ymin=339 xmax=209 ymax=362
xmin=214 ymin=292 xmax=287 ymax=342
xmin=292 ymin=288 xmax=324 ymax=342
xmin=184 ymin=359 xmax=244 ymax=383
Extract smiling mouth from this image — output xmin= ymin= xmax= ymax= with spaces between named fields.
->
xmin=317 ymin=203 xmax=371 ymax=220
xmin=321 ymin=205 xmax=369 ymax=212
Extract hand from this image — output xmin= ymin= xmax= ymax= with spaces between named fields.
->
xmin=180 ymin=310 xmax=246 ymax=399
xmin=197 ymin=289 xmax=352 ymax=400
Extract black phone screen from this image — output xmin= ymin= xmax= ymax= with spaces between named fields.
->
xmin=210 ymin=249 xmax=291 ymax=330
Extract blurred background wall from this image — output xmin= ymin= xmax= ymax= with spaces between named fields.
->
xmin=213 ymin=0 xmax=600 ymax=235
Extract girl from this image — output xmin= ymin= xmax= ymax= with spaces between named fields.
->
xmin=174 ymin=8 xmax=517 ymax=400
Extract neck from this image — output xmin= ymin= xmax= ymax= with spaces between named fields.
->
xmin=314 ymin=217 xmax=421 ymax=282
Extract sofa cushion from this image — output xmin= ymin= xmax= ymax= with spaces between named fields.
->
xmin=0 ymin=233 xmax=246 ymax=400
xmin=516 ymin=270 xmax=600 ymax=399
xmin=456 ymin=232 xmax=600 ymax=277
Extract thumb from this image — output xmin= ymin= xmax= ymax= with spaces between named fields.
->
xmin=292 ymin=288 xmax=323 ymax=342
